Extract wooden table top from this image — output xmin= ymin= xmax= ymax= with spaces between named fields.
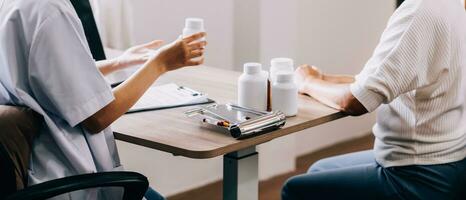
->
xmin=112 ymin=66 xmax=347 ymax=159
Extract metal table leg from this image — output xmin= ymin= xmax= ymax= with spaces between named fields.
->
xmin=223 ymin=146 xmax=259 ymax=200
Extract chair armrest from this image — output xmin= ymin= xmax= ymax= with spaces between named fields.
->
xmin=6 ymin=171 xmax=148 ymax=200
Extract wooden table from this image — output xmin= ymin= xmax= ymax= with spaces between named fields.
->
xmin=112 ymin=66 xmax=346 ymax=200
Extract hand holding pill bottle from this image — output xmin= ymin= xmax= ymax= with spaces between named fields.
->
xmin=182 ymin=18 xmax=206 ymax=62
xmin=183 ymin=18 xmax=205 ymax=40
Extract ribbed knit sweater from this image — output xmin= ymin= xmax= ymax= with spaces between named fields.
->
xmin=350 ymin=0 xmax=466 ymax=167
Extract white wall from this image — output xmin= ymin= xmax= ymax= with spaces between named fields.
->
xmin=296 ymin=0 xmax=394 ymax=74
xmin=130 ymin=0 xmax=234 ymax=70
xmin=233 ymin=0 xmax=261 ymax=68
xmin=108 ymin=0 xmax=395 ymax=196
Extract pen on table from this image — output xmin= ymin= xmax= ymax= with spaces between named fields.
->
xmin=178 ymin=86 xmax=201 ymax=96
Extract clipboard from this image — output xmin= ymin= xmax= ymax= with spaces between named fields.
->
xmin=127 ymin=83 xmax=215 ymax=114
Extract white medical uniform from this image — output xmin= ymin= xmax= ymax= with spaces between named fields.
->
xmin=0 ymin=82 xmax=9 ymax=103
xmin=0 ymin=0 xmax=122 ymax=199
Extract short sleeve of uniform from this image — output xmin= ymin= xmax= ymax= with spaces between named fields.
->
xmin=28 ymin=8 xmax=114 ymax=127
xmin=350 ymin=3 xmax=450 ymax=112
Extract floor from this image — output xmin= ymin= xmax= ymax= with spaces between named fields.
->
xmin=168 ymin=134 xmax=374 ymax=200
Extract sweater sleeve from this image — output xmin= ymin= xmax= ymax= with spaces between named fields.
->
xmin=350 ymin=3 xmax=451 ymax=112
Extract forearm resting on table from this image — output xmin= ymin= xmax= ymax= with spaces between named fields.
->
xmin=302 ymin=78 xmax=367 ymax=116
xmin=81 ymin=60 xmax=165 ymax=133
xmin=322 ymin=74 xmax=355 ymax=84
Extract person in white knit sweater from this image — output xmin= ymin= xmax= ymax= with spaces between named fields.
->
xmin=282 ymin=0 xmax=466 ymax=199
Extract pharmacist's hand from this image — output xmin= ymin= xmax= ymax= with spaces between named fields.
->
xmin=115 ymin=40 xmax=164 ymax=70
xmin=153 ymin=32 xmax=207 ymax=72
xmin=295 ymin=64 xmax=323 ymax=93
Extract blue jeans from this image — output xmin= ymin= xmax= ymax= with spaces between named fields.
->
xmin=282 ymin=150 xmax=466 ymax=200
xmin=145 ymin=187 xmax=165 ymax=200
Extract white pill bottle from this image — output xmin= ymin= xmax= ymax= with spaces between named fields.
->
xmin=238 ymin=63 xmax=268 ymax=111
xmin=182 ymin=18 xmax=205 ymax=40
xmin=272 ymin=72 xmax=298 ymax=117
xmin=269 ymin=58 xmax=294 ymax=83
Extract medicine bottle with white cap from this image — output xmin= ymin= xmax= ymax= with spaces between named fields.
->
xmin=183 ymin=18 xmax=205 ymax=40
xmin=238 ymin=63 xmax=268 ymax=111
xmin=269 ymin=58 xmax=294 ymax=83
xmin=272 ymin=72 xmax=298 ymax=117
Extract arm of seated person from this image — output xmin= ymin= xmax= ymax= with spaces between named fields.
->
xmin=82 ymin=33 xmax=207 ymax=133
xmin=322 ymin=74 xmax=355 ymax=84
xmin=295 ymin=65 xmax=367 ymax=116
xmin=96 ymin=40 xmax=165 ymax=76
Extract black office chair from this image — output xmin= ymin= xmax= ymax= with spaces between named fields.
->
xmin=0 ymin=105 xmax=149 ymax=200
xmin=5 ymin=172 xmax=149 ymax=200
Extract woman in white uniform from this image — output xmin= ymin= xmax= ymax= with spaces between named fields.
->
xmin=0 ymin=0 xmax=206 ymax=199
xmin=282 ymin=0 xmax=466 ymax=199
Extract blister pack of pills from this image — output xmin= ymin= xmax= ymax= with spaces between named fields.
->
xmin=185 ymin=103 xmax=286 ymax=139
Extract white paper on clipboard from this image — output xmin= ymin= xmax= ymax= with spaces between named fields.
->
xmin=128 ymin=83 xmax=211 ymax=113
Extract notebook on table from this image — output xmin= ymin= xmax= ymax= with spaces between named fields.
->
xmin=127 ymin=83 xmax=214 ymax=113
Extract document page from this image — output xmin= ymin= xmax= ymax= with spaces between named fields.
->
xmin=129 ymin=83 xmax=210 ymax=112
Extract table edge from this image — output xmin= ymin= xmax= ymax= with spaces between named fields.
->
xmin=114 ymin=111 xmax=348 ymax=159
